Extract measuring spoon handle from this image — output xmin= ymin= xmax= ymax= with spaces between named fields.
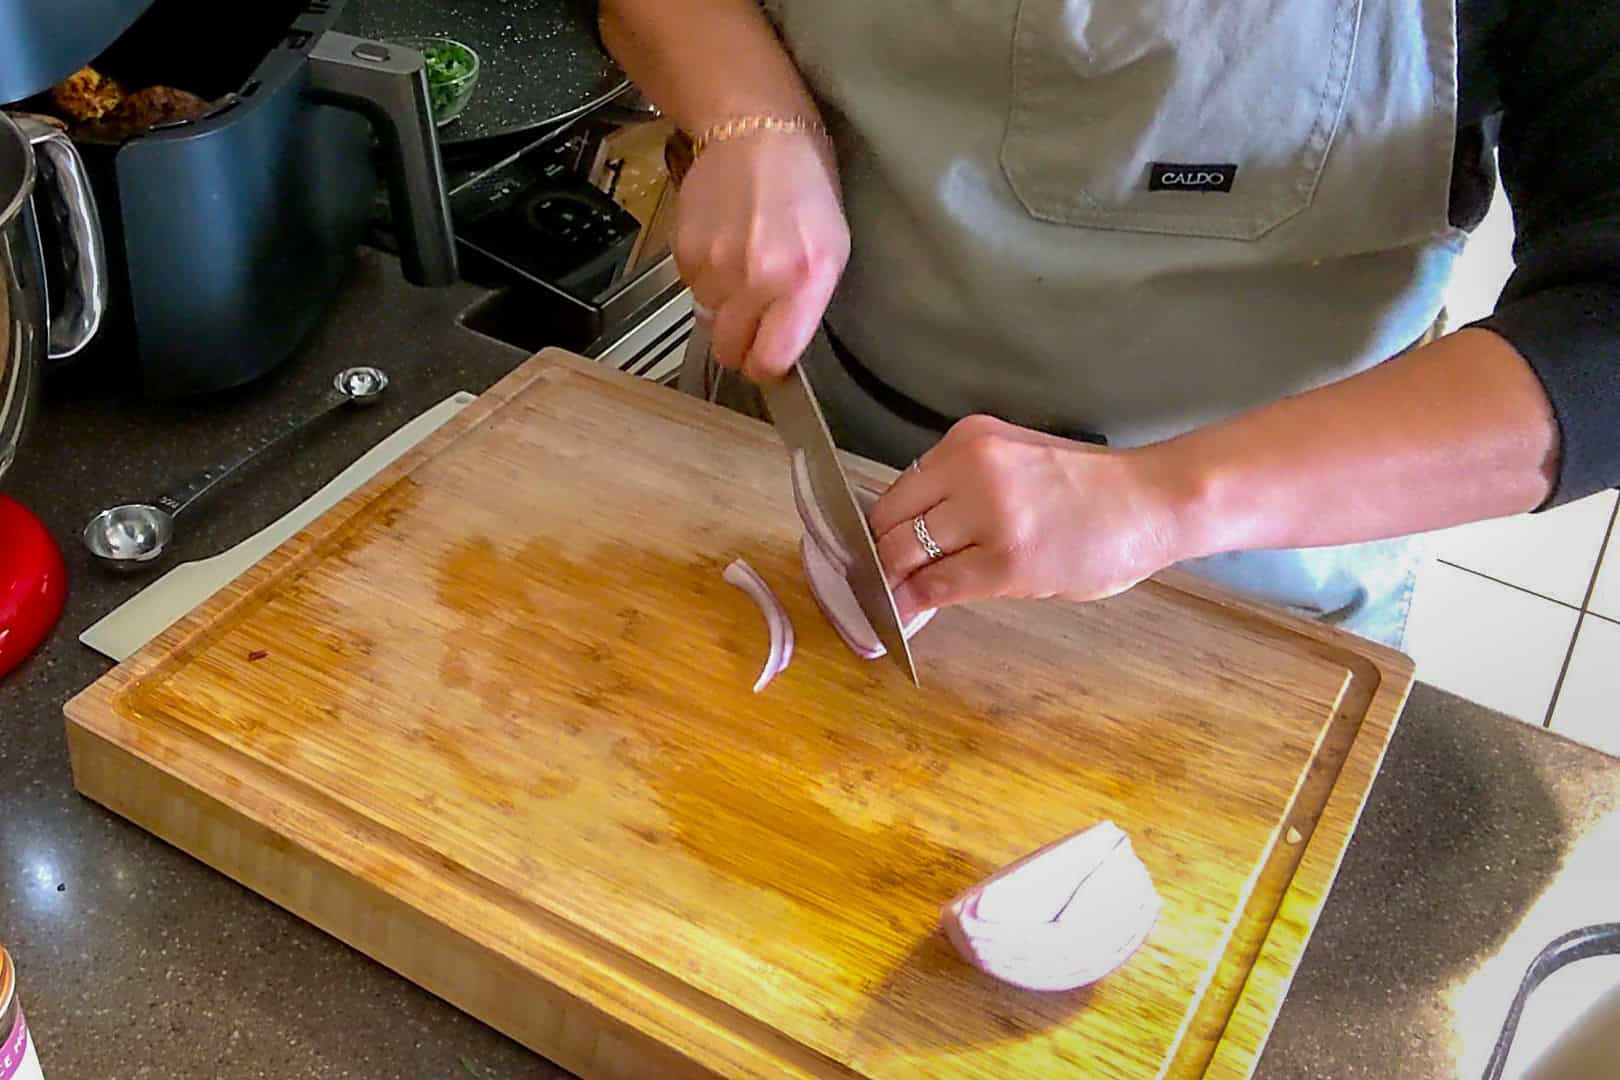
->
xmin=152 ymin=390 xmax=349 ymax=519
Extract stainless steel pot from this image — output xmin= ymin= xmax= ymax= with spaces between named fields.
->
xmin=0 ymin=110 xmax=107 ymax=485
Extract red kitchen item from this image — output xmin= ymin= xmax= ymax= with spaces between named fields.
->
xmin=0 ymin=494 xmax=65 ymax=679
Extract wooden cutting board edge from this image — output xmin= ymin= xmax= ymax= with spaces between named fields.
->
xmin=1151 ymin=572 xmax=1415 ymax=1077
xmin=62 ymin=348 xmax=1417 ymax=1079
xmin=62 ymin=723 xmax=795 ymax=1080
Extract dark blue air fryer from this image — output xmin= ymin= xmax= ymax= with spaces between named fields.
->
xmin=0 ymin=0 xmax=457 ymax=396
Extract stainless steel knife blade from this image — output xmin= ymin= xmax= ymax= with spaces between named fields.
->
xmin=761 ymin=365 xmax=919 ymax=686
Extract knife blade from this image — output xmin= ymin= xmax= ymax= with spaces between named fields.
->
xmin=760 ymin=365 xmax=919 ymax=686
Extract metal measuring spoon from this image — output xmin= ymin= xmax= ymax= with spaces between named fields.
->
xmin=82 ymin=366 xmax=390 ymax=572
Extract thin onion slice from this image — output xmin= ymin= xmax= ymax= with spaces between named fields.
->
xmin=940 ymin=821 xmax=1161 ymax=992
xmin=791 ymin=449 xmax=852 ymax=571
xmin=792 ymin=458 xmax=937 ymax=656
xmin=723 ymin=558 xmax=794 ymax=692
xmin=802 ymin=536 xmax=883 ymax=658
xmin=801 ymin=537 xmax=936 ymax=658
xmin=904 ymin=607 xmax=937 ymax=637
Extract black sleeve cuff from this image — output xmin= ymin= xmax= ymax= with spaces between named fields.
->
xmin=1468 ymin=281 xmax=1620 ymax=510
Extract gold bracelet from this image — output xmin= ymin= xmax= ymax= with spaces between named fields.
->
xmin=689 ymin=114 xmax=830 ymax=158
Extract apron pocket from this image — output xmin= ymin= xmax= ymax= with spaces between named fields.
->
xmin=1001 ymin=0 xmax=1363 ymax=241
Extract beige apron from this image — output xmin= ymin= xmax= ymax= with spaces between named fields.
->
xmin=755 ymin=0 xmax=1466 ymax=648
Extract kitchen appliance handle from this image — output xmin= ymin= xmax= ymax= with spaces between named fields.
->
xmin=307 ymin=31 xmax=458 ymax=287
xmin=20 ymin=118 xmax=108 ymax=360
xmin=1482 ymin=922 xmax=1620 ymax=1080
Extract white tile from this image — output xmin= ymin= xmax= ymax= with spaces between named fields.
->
xmin=1548 ymin=616 xmax=1620 ymax=757
xmin=1423 ymin=491 xmax=1616 ymax=607
xmin=1404 ymin=561 xmax=1578 ymax=726
xmin=1588 ymin=532 xmax=1620 ymax=622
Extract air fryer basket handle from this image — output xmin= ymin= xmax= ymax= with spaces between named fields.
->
xmin=20 ymin=118 xmax=108 ymax=359
xmin=308 ymin=31 xmax=457 ymax=286
xmin=1483 ymin=922 xmax=1620 ymax=1080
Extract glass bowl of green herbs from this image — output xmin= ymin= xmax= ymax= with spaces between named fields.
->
xmin=395 ymin=36 xmax=479 ymax=127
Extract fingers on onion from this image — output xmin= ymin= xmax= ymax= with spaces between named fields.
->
xmin=723 ymin=558 xmax=794 ymax=692
xmin=940 ymin=821 xmax=1161 ymax=992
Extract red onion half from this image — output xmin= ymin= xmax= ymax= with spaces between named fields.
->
xmin=723 ymin=558 xmax=794 ymax=692
xmin=940 ymin=821 xmax=1160 ymax=992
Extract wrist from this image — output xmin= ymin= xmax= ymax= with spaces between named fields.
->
xmin=675 ymin=111 xmax=839 ymax=186
xmin=1128 ymin=440 xmax=1235 ymax=566
xmin=689 ymin=113 xmax=831 ymax=158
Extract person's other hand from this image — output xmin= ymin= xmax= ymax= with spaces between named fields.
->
xmin=675 ymin=131 xmax=849 ymax=382
xmin=867 ymin=416 xmax=1188 ymax=619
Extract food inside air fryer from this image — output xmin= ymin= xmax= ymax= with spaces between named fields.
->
xmin=74 ymin=85 xmax=212 ymax=141
xmin=49 ymin=67 xmax=126 ymax=123
xmin=39 ymin=67 xmax=214 ymax=142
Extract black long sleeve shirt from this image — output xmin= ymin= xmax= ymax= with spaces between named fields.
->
xmin=1456 ymin=0 xmax=1620 ymax=509
xmin=588 ymin=1 xmax=1620 ymax=508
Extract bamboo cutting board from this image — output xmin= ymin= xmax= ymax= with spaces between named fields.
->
xmin=65 ymin=350 xmax=1414 ymax=1079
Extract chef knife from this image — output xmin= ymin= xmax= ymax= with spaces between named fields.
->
xmin=760 ymin=364 xmax=920 ymax=686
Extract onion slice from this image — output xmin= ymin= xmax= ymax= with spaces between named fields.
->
xmin=904 ymin=607 xmax=937 ymax=637
xmin=723 ymin=558 xmax=794 ymax=692
xmin=791 ymin=457 xmax=937 ymax=657
xmin=940 ymin=821 xmax=1161 ymax=992
xmin=802 ymin=536 xmax=883 ymax=658
xmin=790 ymin=450 xmax=853 ymax=571
xmin=801 ymin=537 xmax=937 ymax=658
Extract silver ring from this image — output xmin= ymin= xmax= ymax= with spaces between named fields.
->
xmin=909 ymin=458 xmax=922 ymax=474
xmin=913 ymin=515 xmax=944 ymax=560
xmin=692 ymin=300 xmax=715 ymax=321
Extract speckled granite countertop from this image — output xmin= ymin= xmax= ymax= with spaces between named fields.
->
xmin=2 ymin=248 xmax=1617 ymax=1078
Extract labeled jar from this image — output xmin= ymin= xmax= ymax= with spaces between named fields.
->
xmin=0 ymin=946 xmax=43 ymax=1080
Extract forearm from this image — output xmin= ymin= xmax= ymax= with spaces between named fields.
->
xmin=1150 ymin=328 xmax=1562 ymax=560
xmin=598 ymin=0 xmax=822 ymax=133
